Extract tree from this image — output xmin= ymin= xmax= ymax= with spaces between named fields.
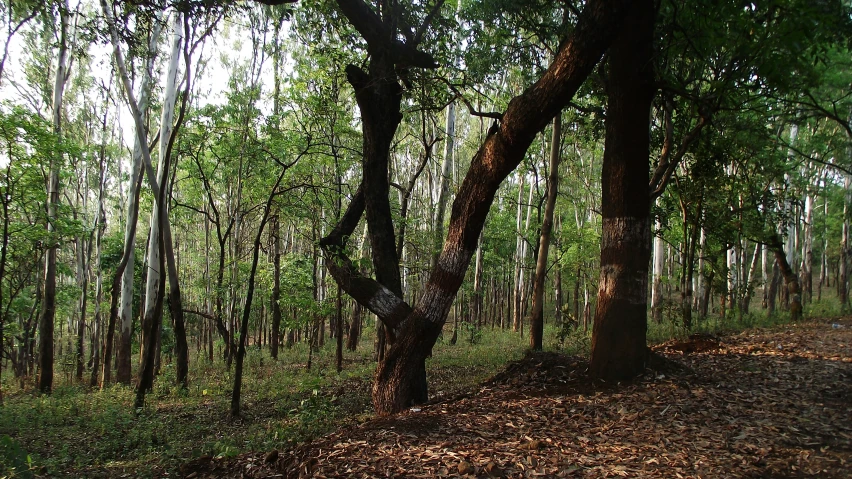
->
xmin=37 ymin=0 xmax=71 ymax=394
xmin=528 ymin=112 xmax=561 ymax=350
xmin=321 ymin=0 xmax=634 ymax=415
xmin=588 ymin=0 xmax=656 ymax=381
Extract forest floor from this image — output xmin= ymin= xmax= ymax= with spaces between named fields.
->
xmin=182 ymin=317 xmax=852 ymax=479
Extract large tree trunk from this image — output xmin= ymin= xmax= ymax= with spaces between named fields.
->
xmin=38 ymin=0 xmax=70 ymax=394
xmin=528 ymin=113 xmax=561 ymax=350
xmin=589 ymin=0 xmax=655 ymax=381
xmin=140 ymin=12 xmax=182 ymax=383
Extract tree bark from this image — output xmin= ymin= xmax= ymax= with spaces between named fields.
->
xmin=589 ymin=0 xmax=656 ymax=381
xmin=840 ymin=175 xmax=849 ymax=311
xmin=38 ymin=0 xmax=70 ymax=394
xmin=651 ymin=215 xmax=665 ymax=323
xmin=800 ymin=187 xmax=813 ymax=304
xmin=271 ymin=215 xmax=282 ymax=359
xmin=116 ymin=16 xmax=162 ymax=386
xmin=769 ymin=234 xmax=802 ymax=321
xmin=512 ymin=172 xmax=526 ymax=332
xmin=528 ymin=113 xmax=561 ymax=350
xmin=232 ymin=167 xmax=291 ymax=417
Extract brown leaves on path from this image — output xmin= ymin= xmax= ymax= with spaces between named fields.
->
xmin=182 ymin=318 xmax=851 ymax=478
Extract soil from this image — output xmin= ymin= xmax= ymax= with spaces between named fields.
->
xmin=181 ymin=317 xmax=852 ymax=478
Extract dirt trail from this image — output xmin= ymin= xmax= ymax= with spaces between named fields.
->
xmin=183 ymin=318 xmax=852 ymax=478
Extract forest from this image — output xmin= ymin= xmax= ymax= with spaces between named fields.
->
xmin=0 ymin=0 xmax=851 ymax=477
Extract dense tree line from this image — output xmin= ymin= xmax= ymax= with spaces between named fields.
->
xmin=0 ymin=0 xmax=849 ymax=414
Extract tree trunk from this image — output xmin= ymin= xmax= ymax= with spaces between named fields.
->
xmin=512 ymin=172 xmax=526 ymax=332
xmin=800 ymin=188 xmax=813 ymax=304
xmin=116 ymin=16 xmax=162 ymax=386
xmin=472 ymin=230 xmax=484 ymax=327
xmin=528 ymin=113 xmax=561 ymax=350
xmin=38 ymin=0 xmax=70 ymax=394
xmin=158 ymin=13 xmax=189 ymax=388
xmin=231 ymin=166 xmax=288 ymax=416
xmin=770 ymin=234 xmax=802 ymax=322
xmin=840 ymin=175 xmax=849 ymax=312
xmin=651 ymin=215 xmax=665 ymax=323
xmin=768 ymin=258 xmax=779 ymax=316
xmin=589 ymin=0 xmax=655 ymax=381
xmin=271 ymin=215 xmax=282 ymax=359
xmin=432 ymin=99 xmax=456 ymax=272
xmin=323 ymin=0 xmax=632 ymax=415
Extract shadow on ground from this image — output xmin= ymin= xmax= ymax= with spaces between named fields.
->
xmin=182 ymin=318 xmax=851 ymax=478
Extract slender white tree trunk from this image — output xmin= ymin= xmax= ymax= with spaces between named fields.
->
xmin=512 ymin=172 xmax=526 ymax=331
xmin=696 ymin=227 xmax=707 ymax=314
xmin=651 ymin=213 xmax=665 ymax=322
xmin=432 ymin=103 xmax=456 ymax=271
xmin=116 ymin=16 xmax=163 ymax=384
xmin=840 ymin=175 xmax=850 ymax=311
xmin=141 ymin=12 xmax=181 ymax=365
xmin=785 ymin=125 xmax=799 ymax=273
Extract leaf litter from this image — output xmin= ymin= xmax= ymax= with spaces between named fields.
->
xmin=182 ymin=318 xmax=851 ymax=478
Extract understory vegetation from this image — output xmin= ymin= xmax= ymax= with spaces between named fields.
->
xmin=1 ymin=297 xmax=843 ymax=477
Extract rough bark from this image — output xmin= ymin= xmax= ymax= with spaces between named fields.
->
xmin=528 ymin=113 xmax=561 ymax=350
xmin=589 ymin=0 xmax=656 ymax=381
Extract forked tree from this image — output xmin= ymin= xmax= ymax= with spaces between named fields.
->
xmin=319 ymin=0 xmax=634 ymax=415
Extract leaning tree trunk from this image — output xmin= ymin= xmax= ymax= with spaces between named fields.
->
xmin=38 ymin=0 xmax=70 ymax=394
xmin=115 ymin=17 xmax=162 ymax=386
xmin=528 ymin=112 xmax=561 ymax=350
xmin=323 ymin=0 xmax=632 ymax=415
xmin=158 ymin=13 xmax=189 ymax=388
xmin=589 ymin=0 xmax=655 ymax=381
xmin=140 ymin=12 xmax=183 ymax=383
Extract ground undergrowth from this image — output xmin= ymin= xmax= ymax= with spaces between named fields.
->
xmin=0 ymin=300 xmax=846 ymax=478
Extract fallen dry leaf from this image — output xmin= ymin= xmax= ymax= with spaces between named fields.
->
xmin=181 ymin=318 xmax=852 ymax=479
